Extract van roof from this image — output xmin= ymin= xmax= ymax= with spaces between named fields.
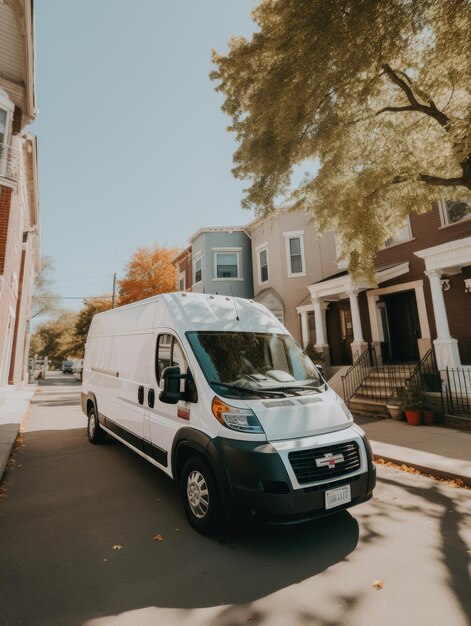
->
xmin=88 ymin=292 xmax=286 ymax=337
xmin=161 ymin=292 xmax=284 ymax=334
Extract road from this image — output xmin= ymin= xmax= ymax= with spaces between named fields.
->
xmin=0 ymin=372 xmax=470 ymax=626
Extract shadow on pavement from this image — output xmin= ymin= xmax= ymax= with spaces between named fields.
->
xmin=0 ymin=427 xmax=359 ymax=625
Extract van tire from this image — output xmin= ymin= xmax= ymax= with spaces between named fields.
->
xmin=87 ymin=406 xmax=106 ymax=444
xmin=181 ymin=456 xmax=221 ymax=534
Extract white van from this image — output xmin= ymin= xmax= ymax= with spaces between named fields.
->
xmin=82 ymin=292 xmax=376 ymax=533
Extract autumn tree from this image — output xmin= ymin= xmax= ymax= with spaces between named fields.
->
xmin=68 ymin=298 xmax=112 ymax=357
xmin=211 ymin=0 xmax=471 ymax=280
xmin=29 ymin=311 xmax=79 ymax=367
xmin=118 ymin=244 xmax=180 ymax=305
xmin=31 ymin=256 xmax=59 ymax=319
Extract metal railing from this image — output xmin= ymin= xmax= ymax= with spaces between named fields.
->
xmin=342 ymin=347 xmax=377 ymax=404
xmin=342 ymin=347 xmax=435 ymax=405
xmin=0 ymin=143 xmax=20 ymax=183
xmin=408 ymin=349 xmax=441 ymax=393
xmin=444 ymin=367 xmax=471 ymax=419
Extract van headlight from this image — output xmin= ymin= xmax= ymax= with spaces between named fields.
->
xmin=212 ymin=397 xmax=264 ymax=434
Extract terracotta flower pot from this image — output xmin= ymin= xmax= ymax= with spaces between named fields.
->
xmin=405 ymin=410 xmax=421 ymax=426
xmin=422 ymin=410 xmax=434 ymax=425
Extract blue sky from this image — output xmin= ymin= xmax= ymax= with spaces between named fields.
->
xmin=33 ymin=0 xmax=259 ymax=310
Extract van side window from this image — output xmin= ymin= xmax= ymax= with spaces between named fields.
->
xmin=157 ymin=334 xmax=172 ymax=379
xmin=156 ymin=334 xmax=188 ymax=382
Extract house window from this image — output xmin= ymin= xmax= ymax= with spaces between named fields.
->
xmin=384 ymin=218 xmax=412 ymax=247
xmin=284 ymin=232 xmax=306 ymax=276
xmin=257 ymin=245 xmax=269 ymax=283
xmin=178 ymin=271 xmax=185 ymax=291
xmin=0 ymin=109 xmax=7 ymax=146
xmin=440 ymin=199 xmax=471 ymax=226
xmin=213 ymin=249 xmax=241 ymax=279
xmin=193 ymin=255 xmax=202 ymax=285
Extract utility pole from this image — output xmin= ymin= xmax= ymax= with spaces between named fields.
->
xmin=112 ymin=273 xmax=117 ymax=308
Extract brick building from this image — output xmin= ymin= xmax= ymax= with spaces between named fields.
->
xmin=0 ymin=0 xmax=39 ymax=399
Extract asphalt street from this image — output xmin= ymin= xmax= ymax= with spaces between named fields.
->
xmin=0 ymin=372 xmax=470 ymax=626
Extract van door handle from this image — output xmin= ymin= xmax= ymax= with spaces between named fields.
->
xmin=138 ymin=385 xmax=144 ymax=405
xmin=148 ymin=388 xmax=155 ymax=409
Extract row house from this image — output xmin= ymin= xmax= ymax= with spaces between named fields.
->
xmin=304 ymin=201 xmax=471 ymax=372
xmin=173 ymin=200 xmax=470 ymax=379
xmin=0 ymin=0 xmax=40 ymax=399
xmin=245 ymin=205 xmax=339 ymax=337
xmin=176 ymin=226 xmax=253 ymax=299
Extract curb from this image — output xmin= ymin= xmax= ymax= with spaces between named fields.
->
xmin=0 ymin=424 xmax=21 ymax=483
xmin=373 ymin=453 xmax=471 ymax=488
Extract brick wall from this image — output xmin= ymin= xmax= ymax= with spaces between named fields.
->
xmin=0 ymin=185 xmax=13 ymax=274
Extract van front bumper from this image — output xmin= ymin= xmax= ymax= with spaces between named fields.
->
xmin=209 ymin=437 xmax=376 ymax=524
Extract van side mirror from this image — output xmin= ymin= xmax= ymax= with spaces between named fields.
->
xmin=159 ymin=366 xmax=183 ymax=404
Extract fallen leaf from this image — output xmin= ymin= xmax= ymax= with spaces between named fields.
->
xmin=112 ymin=545 xmax=122 ymax=550
xmin=373 ymin=580 xmax=384 ymax=590
xmin=153 ymin=534 xmax=164 ymax=542
xmin=175 ymin=528 xmax=181 ymax=532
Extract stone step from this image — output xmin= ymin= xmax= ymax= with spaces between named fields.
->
xmin=348 ymin=396 xmax=389 ymax=418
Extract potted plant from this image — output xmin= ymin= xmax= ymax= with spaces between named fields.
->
xmin=422 ymin=403 xmax=434 ymax=425
xmin=386 ymin=388 xmax=404 ymax=420
xmin=398 ymin=385 xmax=424 ymax=426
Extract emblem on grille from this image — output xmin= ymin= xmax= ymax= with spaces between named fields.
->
xmin=315 ymin=452 xmax=344 ymax=468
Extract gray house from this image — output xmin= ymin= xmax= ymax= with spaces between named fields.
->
xmin=187 ymin=227 xmax=254 ymax=298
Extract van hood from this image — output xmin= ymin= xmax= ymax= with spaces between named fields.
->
xmin=250 ymin=389 xmax=353 ymax=441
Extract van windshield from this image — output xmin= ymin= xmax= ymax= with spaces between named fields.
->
xmin=186 ymin=331 xmax=323 ymax=398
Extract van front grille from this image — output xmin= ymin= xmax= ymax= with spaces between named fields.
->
xmin=288 ymin=441 xmax=361 ymax=484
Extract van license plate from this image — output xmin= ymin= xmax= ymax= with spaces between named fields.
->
xmin=325 ymin=485 xmax=351 ymax=510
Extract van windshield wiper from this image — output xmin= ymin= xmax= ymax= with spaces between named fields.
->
xmin=209 ymin=381 xmax=287 ymax=398
xmin=264 ymin=384 xmax=325 ymax=394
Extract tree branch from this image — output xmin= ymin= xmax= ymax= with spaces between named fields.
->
xmin=381 ymin=64 xmax=450 ymax=128
xmin=419 ymin=173 xmax=471 ymax=189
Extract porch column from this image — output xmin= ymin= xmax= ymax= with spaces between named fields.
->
xmin=312 ymin=298 xmax=330 ymax=364
xmin=313 ymin=298 xmax=327 ymax=346
xmin=425 ymin=269 xmax=461 ymax=368
xmin=300 ymin=310 xmax=309 ymax=348
xmin=347 ymin=288 xmax=368 ymax=360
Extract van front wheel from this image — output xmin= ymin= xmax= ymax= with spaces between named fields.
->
xmin=181 ymin=457 xmax=221 ymax=534
xmin=87 ymin=406 xmax=106 ymax=444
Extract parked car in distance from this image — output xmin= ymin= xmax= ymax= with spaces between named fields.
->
xmin=82 ymin=292 xmax=376 ymax=534
xmin=61 ymin=359 xmax=74 ymax=374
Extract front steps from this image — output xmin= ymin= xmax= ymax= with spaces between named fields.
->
xmin=347 ymin=363 xmax=417 ymax=418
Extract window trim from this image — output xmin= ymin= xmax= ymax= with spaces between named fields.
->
xmin=256 ymin=242 xmax=269 ymax=285
xmin=212 ymin=247 xmax=243 ymax=281
xmin=178 ymin=271 xmax=185 ymax=292
xmin=383 ymin=217 xmax=413 ymax=248
xmin=438 ymin=198 xmax=471 ymax=228
xmin=284 ymin=231 xmax=306 ymax=277
xmin=192 ymin=253 xmax=203 ymax=286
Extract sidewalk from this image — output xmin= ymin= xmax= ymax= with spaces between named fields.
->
xmin=1 ymin=384 xmax=471 ymax=488
xmin=0 ymin=385 xmax=36 ymax=480
xmin=356 ymin=415 xmax=471 ymax=486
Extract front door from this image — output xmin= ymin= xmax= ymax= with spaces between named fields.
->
xmin=381 ymin=291 xmax=420 ymax=362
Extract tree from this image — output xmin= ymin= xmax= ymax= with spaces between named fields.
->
xmin=211 ymin=0 xmax=471 ymax=280
xmin=31 ymin=256 xmax=59 ymax=319
xmin=118 ymin=245 xmax=179 ymax=305
xmin=68 ymin=298 xmax=112 ymax=357
xmin=29 ymin=311 xmax=78 ymax=367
